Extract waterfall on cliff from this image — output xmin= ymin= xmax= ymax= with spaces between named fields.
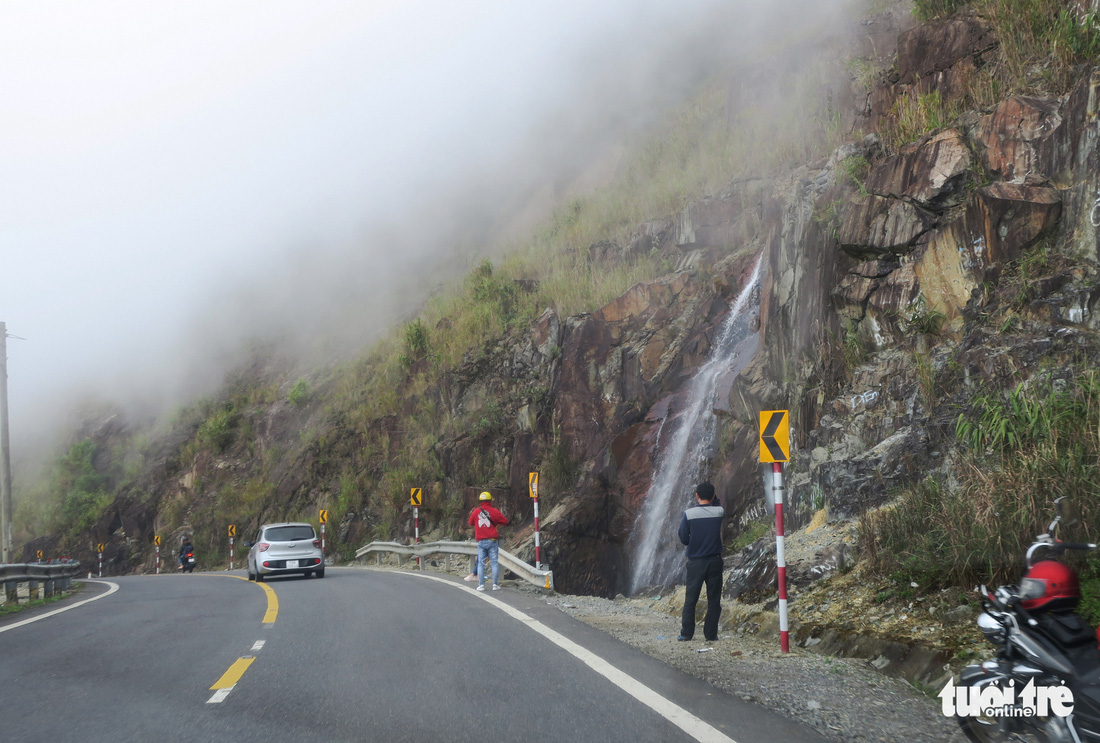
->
xmin=628 ymin=253 xmax=764 ymax=594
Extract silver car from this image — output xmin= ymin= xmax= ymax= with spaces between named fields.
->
xmin=246 ymin=522 xmax=325 ymax=581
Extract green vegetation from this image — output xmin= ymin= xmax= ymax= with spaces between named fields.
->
xmin=0 ymin=584 xmax=81 ymax=617
xmin=891 ymin=0 xmax=1100 ymax=151
xmin=882 ymin=90 xmax=963 ymax=152
xmin=912 ymin=0 xmax=968 ymax=21
xmin=58 ymin=440 xmax=115 ymax=538
xmin=862 ymin=372 xmax=1100 ymax=622
xmin=731 ymin=520 xmax=770 ymax=552
xmin=906 ymin=297 xmax=945 ymax=336
xmin=288 ymin=378 xmax=310 ymax=406
xmin=196 ymin=406 xmax=236 ymax=453
xmin=840 ymin=154 xmax=871 ymax=195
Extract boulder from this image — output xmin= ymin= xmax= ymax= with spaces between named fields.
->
xmin=676 ymin=195 xmax=742 ymax=248
xmin=973 ymin=96 xmax=1061 ymax=182
xmin=896 ymin=18 xmax=997 ymax=87
xmin=865 ymin=129 xmax=972 ymax=208
xmin=916 ymin=183 xmax=1061 ymax=321
xmin=835 ymin=193 xmax=938 ymax=258
xmin=813 ymin=426 xmax=931 ymax=519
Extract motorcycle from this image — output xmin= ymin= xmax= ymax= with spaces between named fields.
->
xmin=956 ymin=497 xmax=1100 ymax=742
xmin=180 ymin=546 xmax=196 ymax=573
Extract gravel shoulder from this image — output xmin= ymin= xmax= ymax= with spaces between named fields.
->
xmin=540 ymin=592 xmax=965 ymax=743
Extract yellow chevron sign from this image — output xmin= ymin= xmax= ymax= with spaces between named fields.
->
xmin=410 ymin=488 xmax=422 ymax=507
xmin=759 ymin=410 xmax=790 ymax=463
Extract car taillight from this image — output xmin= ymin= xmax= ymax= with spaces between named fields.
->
xmin=312 ymin=539 xmax=320 ymax=548
xmin=258 ymin=543 xmax=269 ymax=552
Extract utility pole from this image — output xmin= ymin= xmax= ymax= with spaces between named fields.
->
xmin=0 ymin=322 xmax=12 ymax=563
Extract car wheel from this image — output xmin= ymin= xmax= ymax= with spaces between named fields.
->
xmin=255 ymin=572 xmax=264 ymax=582
xmin=316 ymin=567 xmax=325 ymax=578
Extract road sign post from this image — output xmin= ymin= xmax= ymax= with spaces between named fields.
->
xmin=154 ymin=535 xmax=161 ymax=575
xmin=529 ymin=472 xmax=542 ymax=570
xmin=319 ymin=510 xmax=328 ymax=558
xmin=228 ymin=525 xmax=237 ymax=571
xmin=97 ymin=543 xmax=105 ymax=577
xmin=759 ymin=410 xmax=790 ymax=653
xmin=410 ymin=488 xmax=422 ymax=569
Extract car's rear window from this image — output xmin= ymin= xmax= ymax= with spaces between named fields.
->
xmin=264 ymin=525 xmax=315 ymax=542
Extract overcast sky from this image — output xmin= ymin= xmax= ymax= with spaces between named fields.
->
xmin=1 ymin=0 xmax=843 ymax=461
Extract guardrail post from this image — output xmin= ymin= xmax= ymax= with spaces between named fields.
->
xmin=4 ymin=581 xmax=14 ymax=603
xmin=43 ymin=579 xmax=54 ymax=597
xmin=28 ymin=580 xmax=39 ymax=600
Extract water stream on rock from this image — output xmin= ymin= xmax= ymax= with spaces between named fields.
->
xmin=628 ymin=252 xmax=764 ymax=594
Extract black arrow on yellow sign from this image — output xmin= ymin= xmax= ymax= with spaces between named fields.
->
xmin=759 ymin=410 xmax=790 ymax=463
xmin=410 ymin=488 xmax=422 ymax=507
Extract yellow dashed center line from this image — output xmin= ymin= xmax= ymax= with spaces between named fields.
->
xmin=210 ymin=657 xmax=255 ymax=690
xmin=206 ymin=575 xmax=280 ymax=702
xmin=226 ymin=574 xmax=279 ymax=624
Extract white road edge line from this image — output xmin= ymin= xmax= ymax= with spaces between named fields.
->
xmin=207 ymin=686 xmax=234 ymax=704
xmin=400 ymin=571 xmax=737 ymax=743
xmin=0 ymin=579 xmax=120 ymax=634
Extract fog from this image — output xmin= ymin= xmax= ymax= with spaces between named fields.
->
xmin=1 ymin=0 xmax=847 ymax=467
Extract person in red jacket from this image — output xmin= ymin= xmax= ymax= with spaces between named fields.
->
xmin=468 ymin=491 xmax=509 ymax=591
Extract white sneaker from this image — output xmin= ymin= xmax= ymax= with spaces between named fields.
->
xmin=476 ymin=584 xmax=485 ymax=592
xmin=492 ymin=584 xmax=501 ymax=591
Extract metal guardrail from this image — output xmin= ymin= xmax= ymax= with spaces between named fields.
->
xmin=0 ymin=560 xmax=83 ymax=602
xmin=355 ymin=540 xmax=554 ymax=591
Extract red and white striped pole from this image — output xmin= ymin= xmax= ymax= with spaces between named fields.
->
xmin=414 ymin=505 xmax=421 ymax=569
xmin=773 ymin=462 xmax=789 ymax=653
xmin=529 ymin=473 xmax=541 ymax=569
xmin=155 ymin=545 xmax=160 ymax=575
xmin=98 ymin=550 xmax=103 ymax=578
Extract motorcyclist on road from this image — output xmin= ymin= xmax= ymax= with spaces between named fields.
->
xmin=178 ymin=536 xmax=194 ymax=570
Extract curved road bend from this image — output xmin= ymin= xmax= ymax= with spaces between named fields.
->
xmin=0 ymin=568 xmax=829 ymax=743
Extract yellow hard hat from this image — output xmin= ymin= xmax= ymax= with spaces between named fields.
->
xmin=478 ymin=491 xmax=492 ymax=501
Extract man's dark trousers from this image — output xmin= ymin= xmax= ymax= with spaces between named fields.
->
xmin=681 ymin=554 xmax=723 ymax=640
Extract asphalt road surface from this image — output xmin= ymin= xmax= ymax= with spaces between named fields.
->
xmin=0 ymin=568 xmax=829 ymax=743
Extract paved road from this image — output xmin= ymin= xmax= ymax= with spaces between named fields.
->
xmin=0 ymin=568 xmax=829 ymax=743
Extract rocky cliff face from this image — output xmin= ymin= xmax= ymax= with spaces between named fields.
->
xmin=34 ymin=5 xmax=1100 ymax=606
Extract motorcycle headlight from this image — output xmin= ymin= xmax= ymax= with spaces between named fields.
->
xmin=977 ymin=612 xmax=1007 ymax=644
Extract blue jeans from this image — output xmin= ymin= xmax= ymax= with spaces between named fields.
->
xmin=477 ymin=539 xmax=499 ymax=586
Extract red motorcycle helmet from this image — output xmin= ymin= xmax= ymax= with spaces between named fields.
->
xmin=1019 ymin=560 xmax=1080 ymax=611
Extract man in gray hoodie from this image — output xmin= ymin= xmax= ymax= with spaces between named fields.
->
xmin=677 ymin=481 xmax=724 ymax=641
